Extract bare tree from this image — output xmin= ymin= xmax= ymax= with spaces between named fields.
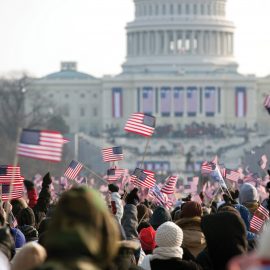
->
xmin=0 ymin=76 xmax=53 ymax=140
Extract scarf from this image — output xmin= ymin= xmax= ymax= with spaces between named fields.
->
xmin=140 ymin=246 xmax=183 ymax=270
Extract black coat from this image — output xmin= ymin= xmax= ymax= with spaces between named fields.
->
xmin=150 ymin=258 xmax=202 ymax=270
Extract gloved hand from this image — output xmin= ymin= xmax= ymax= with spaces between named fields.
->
xmin=42 ymin=172 xmax=52 ymax=187
xmin=125 ymin=188 xmax=140 ymax=205
xmin=24 ymin=179 xmax=34 ymax=190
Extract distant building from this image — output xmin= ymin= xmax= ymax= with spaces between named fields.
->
xmin=27 ymin=0 xmax=269 ymax=135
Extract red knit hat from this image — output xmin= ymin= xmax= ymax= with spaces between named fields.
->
xmin=139 ymin=226 xmax=156 ymax=252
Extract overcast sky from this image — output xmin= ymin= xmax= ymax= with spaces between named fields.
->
xmin=0 ymin=0 xmax=269 ymax=78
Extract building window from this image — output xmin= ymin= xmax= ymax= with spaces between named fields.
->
xmin=93 ymin=93 xmax=97 ymax=98
xmin=80 ymin=107 xmax=85 ymax=117
xmin=65 ymin=94 xmax=69 ymax=98
xmin=170 ymin=4 xmax=174 ymax=15
xmin=194 ymin=4 xmax=197 ymax=15
xmin=63 ymin=105 xmax=69 ymax=117
xmin=155 ymin=4 xmax=159 ymax=15
xmin=80 ymin=93 xmax=85 ymax=98
xmin=149 ymin=4 xmax=152 ymax=15
xmin=186 ymin=4 xmax=190 ymax=15
xmin=162 ymin=4 xmax=166 ymax=15
xmin=207 ymin=4 xmax=211 ymax=15
xmin=201 ymin=4 xmax=204 ymax=15
xmin=178 ymin=4 xmax=181 ymax=14
xmin=49 ymin=93 xmax=54 ymax=98
xmin=93 ymin=107 xmax=98 ymax=117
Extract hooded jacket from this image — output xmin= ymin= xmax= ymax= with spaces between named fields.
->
xmin=150 ymin=207 xmax=171 ymax=231
xmin=199 ymin=212 xmax=248 ymax=270
xmin=176 ymin=217 xmax=206 ymax=257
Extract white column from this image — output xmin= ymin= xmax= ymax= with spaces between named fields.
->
xmin=164 ymin=30 xmax=169 ymax=54
xmin=173 ymin=30 xmax=178 ymax=54
xmin=199 ymin=30 xmax=204 ymax=54
xmin=223 ymin=32 xmax=227 ymax=56
xmin=220 ymin=32 xmax=224 ymax=55
xmin=155 ymin=31 xmax=159 ymax=55
xmin=182 ymin=30 xmax=186 ymax=52
xmin=139 ymin=32 xmax=144 ymax=55
xmin=231 ymin=33 xmax=234 ymax=55
xmin=190 ymin=30 xmax=195 ymax=54
xmin=146 ymin=31 xmax=150 ymax=55
xmin=216 ymin=31 xmax=220 ymax=55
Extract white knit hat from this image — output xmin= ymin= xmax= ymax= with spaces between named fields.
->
xmin=155 ymin=221 xmax=183 ymax=248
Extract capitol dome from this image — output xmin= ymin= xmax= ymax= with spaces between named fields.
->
xmin=122 ymin=0 xmax=237 ymax=74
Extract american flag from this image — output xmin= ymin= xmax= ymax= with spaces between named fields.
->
xmin=64 ymin=160 xmax=84 ymax=180
xmin=187 ymin=88 xmax=197 ymax=116
xmin=1 ymin=183 xmax=24 ymax=201
xmin=160 ymin=88 xmax=171 ymax=116
xmin=160 ymin=175 xmax=178 ymax=194
xmin=124 ymin=113 xmax=156 ymax=137
xmin=225 ymin=169 xmax=240 ymax=182
xmin=0 ymin=166 xmax=21 ymax=183
xmin=204 ymin=88 xmax=216 ymax=116
xmin=142 ymin=88 xmax=154 ymax=114
xmin=149 ymin=185 xmax=173 ymax=209
xmin=102 ymin=146 xmax=123 ymax=162
xmin=106 ymin=168 xmax=126 ymax=182
xmin=18 ymin=129 xmax=66 ymax=162
xmin=131 ymin=168 xmax=156 ymax=188
xmin=173 ymin=88 xmax=184 ymax=116
xmin=250 ymin=205 xmax=269 ymax=233
xmin=0 ymin=166 xmax=23 ymax=201
xmin=264 ymin=95 xmax=270 ymax=114
xmin=201 ymin=161 xmax=215 ymax=174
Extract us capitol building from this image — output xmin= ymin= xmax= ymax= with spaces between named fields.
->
xmin=27 ymin=0 xmax=270 ymax=138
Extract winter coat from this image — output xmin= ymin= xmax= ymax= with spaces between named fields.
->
xmin=149 ymin=207 xmax=171 ymax=231
xmin=176 ymin=217 xmax=206 ymax=257
xmin=111 ymin=192 xmax=124 ymax=224
xmin=122 ymin=204 xmax=139 ymax=240
xmin=200 ymin=212 xmax=248 ymax=270
xmin=144 ymin=258 xmax=201 ymax=270
xmin=33 ymin=173 xmax=52 ymax=228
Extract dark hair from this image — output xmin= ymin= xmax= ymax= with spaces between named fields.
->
xmin=0 ymin=211 xmax=5 ymax=226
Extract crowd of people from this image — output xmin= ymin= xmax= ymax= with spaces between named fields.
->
xmin=0 ymin=172 xmax=270 ymax=270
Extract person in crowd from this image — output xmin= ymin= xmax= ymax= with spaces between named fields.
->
xmin=197 ymin=211 xmax=248 ymax=270
xmin=139 ymin=226 xmax=156 ymax=255
xmin=239 ymin=183 xmax=260 ymax=216
xmin=32 ymin=173 xmax=52 ymax=229
xmin=228 ymin=222 xmax=270 ymax=270
xmin=16 ymin=207 xmax=38 ymax=242
xmin=149 ymin=206 xmax=171 ymax=231
xmin=108 ymin=183 xmax=123 ymax=224
xmin=36 ymin=186 xmax=120 ymax=270
xmin=140 ymin=221 xmax=201 ymax=270
xmin=11 ymin=242 xmax=47 ymax=270
xmin=176 ymin=201 xmax=206 ymax=257
xmin=261 ymin=181 xmax=270 ymax=212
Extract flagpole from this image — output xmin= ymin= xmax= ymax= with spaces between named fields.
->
xmin=139 ymin=137 xmax=151 ymax=169
xmin=7 ymin=127 xmax=22 ymax=204
xmin=83 ymin=165 xmax=108 ymax=185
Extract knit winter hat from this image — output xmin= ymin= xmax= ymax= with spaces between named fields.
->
xmin=239 ymin=183 xmax=259 ymax=204
xmin=180 ymin=201 xmax=202 ymax=218
xmin=10 ymin=227 xmax=26 ymax=248
xmin=150 ymin=206 xmax=172 ymax=230
xmin=155 ymin=221 xmax=183 ymax=248
xmin=139 ymin=226 xmax=156 ymax=252
xmin=17 ymin=207 xmax=36 ymax=227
